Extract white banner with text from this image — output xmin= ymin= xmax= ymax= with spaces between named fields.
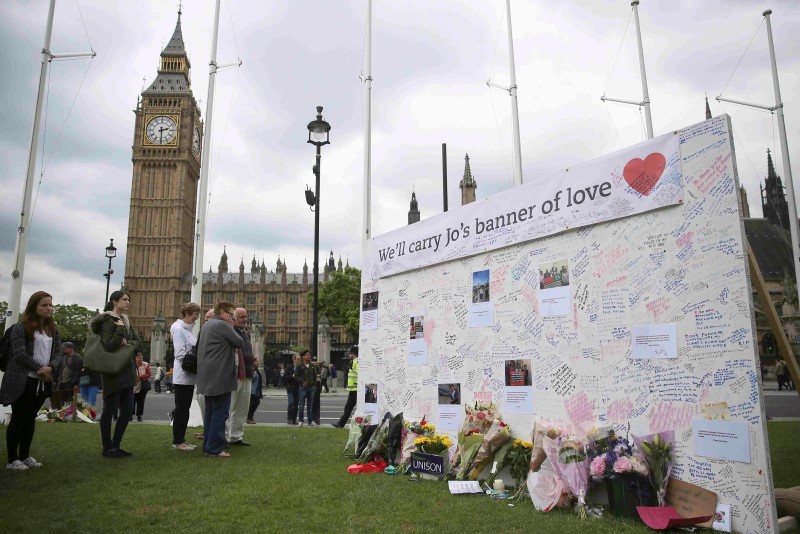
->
xmin=370 ymin=131 xmax=682 ymax=278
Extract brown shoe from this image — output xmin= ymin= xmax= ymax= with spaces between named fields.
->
xmin=246 ymin=419 xmax=256 ymax=424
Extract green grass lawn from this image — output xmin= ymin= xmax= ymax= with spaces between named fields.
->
xmin=1 ymin=421 xmax=797 ymax=533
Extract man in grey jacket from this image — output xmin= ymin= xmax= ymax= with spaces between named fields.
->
xmin=196 ymin=301 xmax=243 ymax=457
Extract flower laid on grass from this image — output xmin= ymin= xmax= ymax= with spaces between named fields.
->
xmin=406 ymin=417 xmax=435 ymax=436
xmin=506 ymin=439 xmax=533 ymax=501
xmin=545 ymin=435 xmax=591 ymax=519
xmin=586 ymin=428 xmax=648 ymax=480
xmin=469 ymin=420 xmax=512 ymax=479
xmin=634 ymin=431 xmax=674 ymax=507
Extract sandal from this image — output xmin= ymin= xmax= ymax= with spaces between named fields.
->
xmin=172 ymin=443 xmax=194 ymax=451
xmin=204 ymin=451 xmax=231 ymax=458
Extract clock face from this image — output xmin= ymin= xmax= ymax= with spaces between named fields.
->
xmin=192 ymin=126 xmax=201 ymax=156
xmin=145 ymin=116 xmax=177 ymax=145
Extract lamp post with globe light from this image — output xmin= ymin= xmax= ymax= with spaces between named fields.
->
xmin=103 ymin=239 xmax=117 ymax=305
xmin=304 ymin=107 xmax=331 ymax=359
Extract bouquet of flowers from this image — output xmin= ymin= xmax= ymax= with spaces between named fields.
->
xmin=468 ymin=420 xmax=512 ymax=479
xmin=545 ymin=435 xmax=591 ymax=519
xmin=530 ymin=423 xmax=561 ymax=473
xmin=344 ymin=415 xmax=372 ymax=456
xmin=455 ymin=430 xmax=485 ymax=480
xmin=356 ymin=412 xmax=392 ymax=464
xmin=587 ymin=427 xmax=648 ymax=480
xmin=399 ymin=417 xmax=435 ymax=470
xmin=633 ymin=430 xmax=674 ymax=506
xmin=415 ymin=433 xmax=453 ymax=454
xmin=508 ymin=439 xmax=533 ymax=489
xmin=453 ymin=402 xmax=500 ymax=479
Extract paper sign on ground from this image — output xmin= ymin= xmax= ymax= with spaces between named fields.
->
xmin=631 ymin=323 xmax=678 ymax=359
xmin=712 ymin=503 xmax=732 ymax=532
xmin=693 ymin=419 xmax=751 ymax=463
xmin=448 ymin=480 xmax=484 ymax=494
xmin=664 ymin=477 xmax=718 ymax=528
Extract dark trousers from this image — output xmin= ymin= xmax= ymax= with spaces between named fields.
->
xmin=134 ymin=389 xmax=148 ymax=417
xmin=321 ymin=378 xmax=329 ymax=393
xmin=171 ymin=384 xmax=194 ymax=445
xmin=6 ymin=378 xmax=48 ymax=463
xmin=286 ymin=388 xmax=298 ymax=423
xmin=202 ymin=393 xmax=231 ymax=455
xmin=312 ymin=382 xmax=322 ymax=423
xmin=248 ymin=395 xmax=261 ymax=420
xmin=154 ymin=380 xmax=162 ymax=393
xmin=336 ymin=390 xmax=357 ymax=427
xmin=100 ymin=387 xmax=134 ymax=452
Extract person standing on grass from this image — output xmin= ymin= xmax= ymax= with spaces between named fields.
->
xmin=294 ymin=350 xmax=318 ymax=427
xmin=133 ymin=353 xmax=151 ymax=422
xmin=1 ymin=291 xmax=60 ymax=471
xmin=285 ymin=354 xmax=300 ymax=425
xmin=169 ymin=302 xmax=200 ymax=451
xmin=196 ymin=301 xmax=243 ymax=458
xmin=52 ymin=342 xmax=82 ymax=408
xmin=92 ymin=290 xmax=140 ymax=459
xmin=331 ymin=346 xmax=358 ymax=428
xmin=247 ymin=360 xmax=263 ymax=425
xmin=226 ymin=308 xmax=254 ymax=447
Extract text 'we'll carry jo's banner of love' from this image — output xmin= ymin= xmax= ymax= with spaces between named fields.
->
xmin=371 ymin=131 xmax=683 ymax=278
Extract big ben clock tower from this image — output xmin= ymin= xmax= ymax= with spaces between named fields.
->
xmin=125 ymin=9 xmax=202 ymax=339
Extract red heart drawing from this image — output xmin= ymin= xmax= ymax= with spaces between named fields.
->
xmin=623 ymin=152 xmax=666 ymax=196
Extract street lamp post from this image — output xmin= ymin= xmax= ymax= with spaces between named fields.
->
xmin=305 ymin=106 xmax=331 ymax=358
xmin=103 ymin=238 xmax=117 ymax=304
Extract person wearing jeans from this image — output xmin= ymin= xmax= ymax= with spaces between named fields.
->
xmin=294 ymin=350 xmax=318 ymax=427
xmin=196 ymin=301 xmax=243 ymax=457
xmin=285 ymin=354 xmax=300 ymax=425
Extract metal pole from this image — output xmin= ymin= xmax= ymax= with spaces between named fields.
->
xmin=105 ymin=256 xmax=112 ymax=305
xmin=764 ymin=9 xmax=800 ymax=305
xmin=362 ymin=0 xmax=372 ymax=241
xmin=631 ymin=0 xmax=653 ymax=139
xmin=190 ymin=0 xmax=222 ymax=334
xmin=442 ymin=143 xmax=448 ymax=212
xmin=312 ymin=146 xmax=321 ymax=356
xmin=7 ymin=0 xmax=56 ymax=326
xmin=506 ymin=0 xmax=523 ymax=186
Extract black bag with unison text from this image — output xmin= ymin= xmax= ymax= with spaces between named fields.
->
xmin=181 ymin=345 xmax=198 ymax=374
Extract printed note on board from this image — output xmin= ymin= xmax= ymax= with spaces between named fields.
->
xmin=360 ymin=291 xmax=379 ymax=330
xmin=693 ymin=419 xmax=751 ymax=463
xmin=631 ymin=323 xmax=678 ymax=359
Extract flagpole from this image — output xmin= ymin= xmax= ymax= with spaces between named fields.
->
xmin=631 ymin=0 xmax=653 ymax=139
xmin=362 ymin=0 xmax=373 ymax=241
xmin=190 ymin=0 xmax=222 ymax=333
xmin=506 ymin=0 xmax=523 ymax=186
xmin=6 ymin=0 xmax=94 ymax=325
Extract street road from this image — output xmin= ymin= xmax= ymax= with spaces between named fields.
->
xmin=93 ymin=387 xmax=800 ymax=422
xmin=97 ymin=388 xmax=349 ymax=425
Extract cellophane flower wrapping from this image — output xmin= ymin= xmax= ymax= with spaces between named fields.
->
xmin=455 ymin=432 xmax=485 ymax=480
xmin=386 ymin=412 xmax=405 ymax=465
xmin=633 ymin=430 xmax=674 ymax=506
xmin=544 ymin=435 xmax=591 ymax=519
xmin=527 ymin=457 xmax=572 ymax=512
xmin=357 ymin=412 xmax=392 ymax=464
xmin=484 ymin=439 xmax=515 ymax=490
xmin=345 ymin=415 xmax=372 ymax=455
xmin=531 ymin=423 xmax=562 ymax=473
xmin=469 ymin=420 xmax=512 ymax=479
xmin=586 ymin=427 xmax=647 ymax=480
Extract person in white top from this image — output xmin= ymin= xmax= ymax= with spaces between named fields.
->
xmin=169 ymin=302 xmax=201 ymax=451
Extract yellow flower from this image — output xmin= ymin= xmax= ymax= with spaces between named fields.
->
xmin=514 ymin=439 xmax=522 ymax=446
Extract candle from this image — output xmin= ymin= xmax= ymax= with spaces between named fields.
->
xmin=493 ymin=479 xmax=505 ymax=492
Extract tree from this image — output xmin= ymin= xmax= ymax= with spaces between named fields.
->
xmin=52 ymin=303 xmax=96 ymax=342
xmin=308 ymin=266 xmax=361 ymax=340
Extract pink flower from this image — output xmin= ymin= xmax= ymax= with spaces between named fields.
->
xmin=613 ymin=456 xmax=633 ymax=473
xmin=476 ymin=412 xmax=486 ymax=420
xmin=590 ymin=455 xmax=606 ymax=477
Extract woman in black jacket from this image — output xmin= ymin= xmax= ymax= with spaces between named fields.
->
xmin=89 ymin=290 xmax=139 ymax=458
xmin=0 ymin=291 xmax=61 ymax=471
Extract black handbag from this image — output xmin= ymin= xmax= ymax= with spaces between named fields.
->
xmin=182 ymin=345 xmax=198 ymax=373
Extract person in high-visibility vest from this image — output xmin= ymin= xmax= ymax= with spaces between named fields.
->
xmin=331 ymin=345 xmax=358 ymax=428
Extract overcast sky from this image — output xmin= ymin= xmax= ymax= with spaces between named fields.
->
xmin=0 ymin=0 xmax=798 ymax=311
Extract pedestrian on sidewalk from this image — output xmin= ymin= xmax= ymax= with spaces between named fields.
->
xmin=153 ymin=363 xmax=165 ymax=393
xmin=247 ymin=361 xmax=263 ymax=424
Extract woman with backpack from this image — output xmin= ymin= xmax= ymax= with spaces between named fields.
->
xmin=0 ymin=291 xmax=61 ymax=470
